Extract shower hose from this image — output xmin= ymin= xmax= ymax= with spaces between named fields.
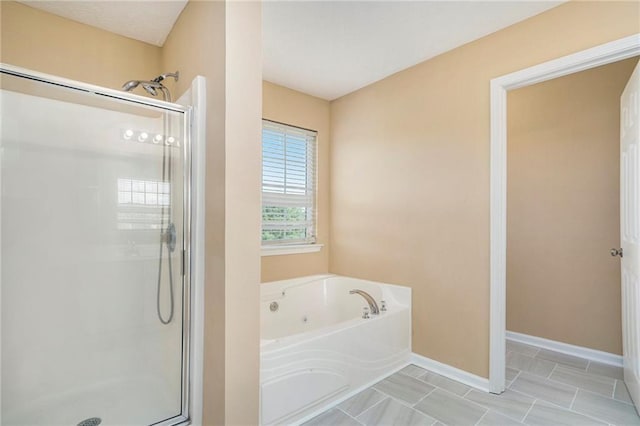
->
xmin=157 ymin=107 xmax=175 ymax=325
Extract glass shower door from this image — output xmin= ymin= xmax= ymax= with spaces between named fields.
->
xmin=0 ymin=68 xmax=190 ymax=426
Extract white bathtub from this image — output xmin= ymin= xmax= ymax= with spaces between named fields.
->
xmin=260 ymin=274 xmax=411 ymax=425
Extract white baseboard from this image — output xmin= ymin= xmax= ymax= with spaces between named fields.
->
xmin=291 ymin=352 xmax=492 ymax=425
xmin=506 ymin=331 xmax=623 ymax=367
xmin=410 ymin=353 xmax=490 ymax=392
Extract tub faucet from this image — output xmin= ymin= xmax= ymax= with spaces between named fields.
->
xmin=349 ymin=289 xmax=380 ymax=315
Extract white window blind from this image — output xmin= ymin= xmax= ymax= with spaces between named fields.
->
xmin=262 ymin=119 xmax=317 ymax=245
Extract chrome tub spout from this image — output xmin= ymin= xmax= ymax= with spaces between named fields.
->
xmin=349 ymin=289 xmax=380 ymax=315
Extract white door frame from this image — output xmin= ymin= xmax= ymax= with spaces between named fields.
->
xmin=489 ymin=33 xmax=640 ymax=393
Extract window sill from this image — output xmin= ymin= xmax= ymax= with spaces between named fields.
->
xmin=261 ymin=244 xmax=324 ymax=257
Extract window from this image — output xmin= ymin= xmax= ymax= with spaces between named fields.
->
xmin=262 ymin=120 xmax=316 ymax=245
xmin=118 ymin=178 xmax=170 ymax=207
xmin=117 ymin=178 xmax=170 ymax=230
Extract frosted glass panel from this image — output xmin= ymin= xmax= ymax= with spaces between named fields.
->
xmin=1 ymin=72 xmax=187 ymax=425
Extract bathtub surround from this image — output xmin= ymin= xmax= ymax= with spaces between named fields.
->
xmin=260 ymin=275 xmax=411 ymax=425
xmin=1 ymin=1 xmax=263 ymax=424
xmin=506 ymin=57 xmax=638 ymax=356
xmin=261 ymin=82 xmax=331 ymax=282
xmin=329 ymin=1 xmax=640 ymax=378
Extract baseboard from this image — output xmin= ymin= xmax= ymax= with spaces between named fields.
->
xmin=506 ymin=331 xmax=623 ymax=367
xmin=291 ymin=353 xmax=492 ymax=425
xmin=410 ymin=353 xmax=490 ymax=392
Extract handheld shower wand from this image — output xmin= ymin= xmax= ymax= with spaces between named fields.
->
xmin=122 ymin=80 xmax=140 ymax=92
xmin=121 ymin=71 xmax=180 ymax=325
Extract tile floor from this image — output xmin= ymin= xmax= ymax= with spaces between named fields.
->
xmin=303 ymin=341 xmax=640 ymax=426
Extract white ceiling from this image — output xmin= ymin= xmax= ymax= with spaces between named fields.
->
xmin=263 ymin=1 xmax=564 ymax=100
xmin=20 ymin=0 xmax=564 ymax=100
xmin=19 ymin=0 xmax=188 ymax=47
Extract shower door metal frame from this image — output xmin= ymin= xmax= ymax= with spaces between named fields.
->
xmin=0 ymin=63 xmax=195 ymax=426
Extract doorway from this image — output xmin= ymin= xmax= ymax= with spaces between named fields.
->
xmin=489 ymin=34 xmax=640 ymax=397
xmin=500 ymin=56 xmax=639 ymax=423
xmin=506 ymin=57 xmax=637 ymax=358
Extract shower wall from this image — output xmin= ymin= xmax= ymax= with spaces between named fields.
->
xmin=1 ymin=84 xmax=186 ymax=424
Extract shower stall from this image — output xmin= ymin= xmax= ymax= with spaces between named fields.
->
xmin=0 ymin=64 xmax=196 ymax=426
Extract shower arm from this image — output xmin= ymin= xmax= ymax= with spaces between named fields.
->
xmin=153 ymin=71 xmax=180 ymax=85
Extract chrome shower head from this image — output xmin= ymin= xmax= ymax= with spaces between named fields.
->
xmin=141 ymin=83 xmax=158 ymax=96
xmin=122 ymin=80 xmax=140 ymax=92
xmin=122 ymin=71 xmax=179 ymax=102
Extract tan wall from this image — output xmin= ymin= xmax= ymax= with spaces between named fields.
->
xmin=161 ymin=1 xmax=228 ymax=424
xmin=329 ymin=1 xmax=640 ymax=378
xmin=261 ymin=81 xmax=331 ymax=282
xmin=163 ymin=1 xmax=262 ymax=425
xmin=506 ymin=58 xmax=638 ymax=356
xmin=0 ymin=1 xmax=161 ymax=90
xmin=222 ymin=2 xmax=262 ymax=424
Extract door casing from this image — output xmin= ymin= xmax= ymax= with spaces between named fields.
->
xmin=488 ymin=33 xmax=640 ymax=394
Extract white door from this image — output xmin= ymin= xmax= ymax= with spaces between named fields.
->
xmin=621 ymin=59 xmax=640 ymax=411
